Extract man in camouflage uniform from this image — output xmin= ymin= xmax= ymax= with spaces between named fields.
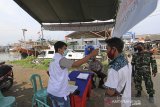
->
xmin=131 ymin=43 xmax=157 ymax=103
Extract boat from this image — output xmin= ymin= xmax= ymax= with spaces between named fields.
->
xmin=17 ymin=47 xmax=39 ymax=58
xmin=37 ymin=49 xmax=55 ymax=59
xmin=17 ymin=39 xmax=51 ymax=59
xmin=9 ymin=48 xmax=17 ymax=52
xmin=65 ymin=49 xmax=84 ymax=60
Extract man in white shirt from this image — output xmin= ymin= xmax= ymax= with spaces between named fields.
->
xmin=47 ymin=41 xmax=99 ymax=107
xmin=104 ymin=37 xmax=132 ymax=107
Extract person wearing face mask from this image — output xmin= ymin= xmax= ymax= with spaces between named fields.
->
xmin=47 ymin=41 xmax=99 ymax=107
xmin=104 ymin=37 xmax=132 ymax=107
xmin=131 ymin=42 xmax=157 ymax=103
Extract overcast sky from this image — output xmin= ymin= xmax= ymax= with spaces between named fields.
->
xmin=129 ymin=0 xmax=160 ymax=35
xmin=0 ymin=0 xmax=160 ymax=45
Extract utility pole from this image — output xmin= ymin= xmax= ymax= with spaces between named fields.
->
xmin=22 ymin=29 xmax=27 ymax=41
xmin=40 ymin=26 xmax=44 ymax=45
xmin=41 ymin=27 xmax=44 ymax=40
xmin=22 ymin=29 xmax=28 ymax=56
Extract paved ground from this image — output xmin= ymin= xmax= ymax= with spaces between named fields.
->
xmin=3 ymin=58 xmax=160 ymax=107
xmin=86 ymin=57 xmax=160 ymax=107
xmin=86 ymin=74 xmax=160 ymax=107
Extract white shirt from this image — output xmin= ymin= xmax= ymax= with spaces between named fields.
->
xmin=105 ymin=63 xmax=132 ymax=107
xmin=47 ymin=53 xmax=73 ymax=99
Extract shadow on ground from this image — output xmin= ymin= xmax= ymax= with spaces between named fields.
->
xmin=2 ymin=63 xmax=159 ymax=107
xmin=3 ymin=81 xmax=33 ymax=107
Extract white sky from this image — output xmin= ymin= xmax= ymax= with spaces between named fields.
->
xmin=0 ymin=0 xmax=160 ymax=45
xmin=129 ymin=0 xmax=160 ymax=35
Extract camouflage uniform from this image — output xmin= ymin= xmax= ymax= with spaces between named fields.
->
xmin=131 ymin=51 xmax=157 ymax=95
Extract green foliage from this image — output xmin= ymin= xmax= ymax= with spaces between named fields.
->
xmin=39 ymin=59 xmax=50 ymax=66
xmin=10 ymin=55 xmax=109 ymax=73
xmin=10 ymin=56 xmax=51 ymax=70
xmin=102 ymin=60 xmax=109 ymax=74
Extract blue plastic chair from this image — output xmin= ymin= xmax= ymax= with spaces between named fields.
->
xmin=30 ymin=74 xmax=47 ymax=107
xmin=36 ymin=99 xmax=50 ymax=107
xmin=0 ymin=91 xmax=17 ymax=107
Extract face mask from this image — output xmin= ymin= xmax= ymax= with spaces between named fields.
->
xmin=107 ymin=48 xmax=115 ymax=60
xmin=137 ymin=48 xmax=142 ymax=52
xmin=137 ymin=46 xmax=143 ymax=52
xmin=63 ymin=50 xmax=68 ymax=56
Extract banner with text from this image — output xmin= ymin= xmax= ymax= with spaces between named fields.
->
xmin=112 ymin=0 xmax=158 ymax=38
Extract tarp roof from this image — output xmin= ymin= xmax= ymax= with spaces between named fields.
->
xmin=66 ymin=31 xmax=101 ymax=39
xmin=66 ymin=30 xmax=111 ymax=39
xmin=14 ymin=0 xmax=119 ymax=24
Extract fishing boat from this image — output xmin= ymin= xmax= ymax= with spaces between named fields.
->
xmin=17 ymin=39 xmax=50 ymax=59
xmin=38 ymin=49 xmax=55 ymax=59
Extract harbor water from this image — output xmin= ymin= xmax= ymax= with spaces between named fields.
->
xmin=0 ymin=52 xmax=21 ymax=62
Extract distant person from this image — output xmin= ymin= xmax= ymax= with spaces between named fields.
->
xmin=132 ymin=42 xmax=157 ymax=103
xmin=47 ymin=41 xmax=99 ymax=107
xmin=88 ymin=57 xmax=106 ymax=89
xmin=104 ymin=37 xmax=132 ymax=107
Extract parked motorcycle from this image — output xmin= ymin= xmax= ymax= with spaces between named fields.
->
xmin=0 ymin=61 xmax=13 ymax=91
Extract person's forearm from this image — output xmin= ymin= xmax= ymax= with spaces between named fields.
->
xmin=72 ymin=54 xmax=92 ymax=67
xmin=151 ymin=60 xmax=157 ymax=74
xmin=151 ymin=64 xmax=157 ymax=74
xmin=91 ymin=69 xmax=96 ymax=72
xmin=105 ymin=89 xmax=116 ymax=96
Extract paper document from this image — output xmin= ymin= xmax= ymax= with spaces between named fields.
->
xmin=68 ymin=85 xmax=78 ymax=93
xmin=77 ymin=73 xmax=89 ymax=80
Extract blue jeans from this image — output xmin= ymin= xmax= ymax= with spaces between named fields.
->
xmin=48 ymin=94 xmax=71 ymax=107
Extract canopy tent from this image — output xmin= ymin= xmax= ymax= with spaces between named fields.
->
xmin=14 ymin=0 xmax=158 ymax=36
xmin=43 ymin=21 xmax=114 ymax=31
xmin=14 ymin=0 xmax=119 ymax=31
xmin=66 ymin=30 xmax=112 ymax=39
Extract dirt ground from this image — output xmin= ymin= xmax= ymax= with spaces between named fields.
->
xmin=3 ymin=56 xmax=160 ymax=107
xmin=3 ymin=64 xmax=49 ymax=107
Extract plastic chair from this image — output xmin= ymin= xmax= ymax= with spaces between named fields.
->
xmin=0 ymin=91 xmax=17 ymax=107
xmin=36 ymin=99 xmax=50 ymax=107
xmin=30 ymin=74 xmax=47 ymax=107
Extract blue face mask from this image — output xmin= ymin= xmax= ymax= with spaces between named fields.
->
xmin=63 ymin=50 xmax=68 ymax=56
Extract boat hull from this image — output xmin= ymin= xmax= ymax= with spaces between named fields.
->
xmin=18 ymin=48 xmax=39 ymax=58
